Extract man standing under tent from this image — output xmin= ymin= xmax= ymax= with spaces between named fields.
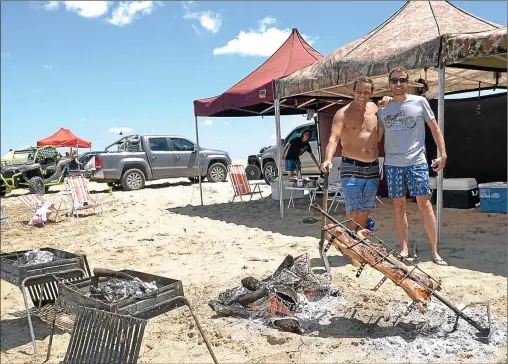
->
xmin=281 ymin=129 xmax=320 ymax=179
xmin=321 ymin=76 xmax=381 ymax=266
xmin=377 ymin=66 xmax=448 ymax=266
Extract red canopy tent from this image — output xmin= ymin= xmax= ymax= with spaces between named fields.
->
xmin=193 ymin=28 xmax=325 ymax=117
xmin=37 ymin=128 xmax=92 ymax=148
xmin=192 ymin=29 xmax=344 ymax=205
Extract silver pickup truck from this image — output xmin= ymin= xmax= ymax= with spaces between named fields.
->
xmin=91 ymin=135 xmax=232 ymax=190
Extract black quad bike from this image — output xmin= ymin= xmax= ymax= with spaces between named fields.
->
xmin=0 ymin=146 xmax=73 ymax=196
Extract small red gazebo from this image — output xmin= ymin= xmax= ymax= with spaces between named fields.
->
xmin=37 ymin=128 xmax=91 ymax=149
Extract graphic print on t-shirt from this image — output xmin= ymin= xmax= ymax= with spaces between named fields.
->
xmin=383 ymin=109 xmax=417 ymax=130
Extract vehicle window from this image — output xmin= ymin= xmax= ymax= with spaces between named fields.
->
xmin=308 ymin=124 xmax=318 ymax=142
xmin=149 ymin=137 xmax=170 ymax=151
xmin=285 ymin=127 xmax=305 ymax=144
xmin=171 ymin=138 xmax=195 ymax=152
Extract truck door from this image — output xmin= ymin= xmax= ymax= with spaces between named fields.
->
xmin=146 ymin=137 xmax=173 ymax=178
xmin=168 ymin=137 xmax=197 ymax=177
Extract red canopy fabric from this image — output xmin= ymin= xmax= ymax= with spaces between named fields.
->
xmin=37 ymin=128 xmax=92 ymax=148
xmin=194 ymin=28 xmax=323 ymax=117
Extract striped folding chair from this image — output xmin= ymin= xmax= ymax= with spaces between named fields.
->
xmin=227 ymin=164 xmax=264 ymax=202
xmin=65 ymin=176 xmax=103 ymax=217
xmin=18 ymin=194 xmax=64 ymax=223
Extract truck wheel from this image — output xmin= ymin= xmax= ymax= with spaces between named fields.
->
xmin=28 ymin=176 xmax=46 ymax=195
xmin=207 ymin=163 xmax=227 ymax=183
xmin=263 ymin=161 xmax=278 ymax=184
xmin=245 ymin=164 xmax=262 ymax=180
xmin=121 ymin=169 xmax=145 ymax=191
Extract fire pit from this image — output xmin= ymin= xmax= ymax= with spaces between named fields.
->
xmin=0 ymin=248 xmax=91 ymax=355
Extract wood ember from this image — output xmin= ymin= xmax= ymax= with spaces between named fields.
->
xmin=208 ymin=253 xmax=342 ymax=334
xmin=88 ymin=277 xmax=157 ymax=303
xmin=13 ymin=248 xmax=55 ymax=267
xmin=325 ymin=224 xmax=441 ymax=311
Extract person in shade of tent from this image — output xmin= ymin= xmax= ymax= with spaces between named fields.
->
xmin=281 ymin=129 xmax=320 ymax=179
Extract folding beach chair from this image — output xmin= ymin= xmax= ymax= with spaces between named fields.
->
xmin=65 ymin=175 xmax=104 ymax=217
xmin=228 ymin=164 xmax=264 ymax=202
xmin=18 ymin=194 xmax=64 ymax=224
xmin=61 ymin=306 xmax=147 ymax=364
xmin=1 ymin=205 xmax=8 ymax=224
xmin=327 ymin=181 xmax=345 ymax=212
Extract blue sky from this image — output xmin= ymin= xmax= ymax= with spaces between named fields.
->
xmin=1 ymin=1 xmax=506 ymax=159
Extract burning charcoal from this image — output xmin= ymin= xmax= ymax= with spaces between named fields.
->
xmin=14 ymin=248 xmax=55 ymax=267
xmin=271 ymin=317 xmax=303 ymax=334
xmin=216 ymin=286 xmax=250 ymax=306
xmin=208 ymin=301 xmax=251 ymax=319
xmin=236 ymin=286 xmax=269 ymax=307
xmin=268 ymin=255 xmax=294 ymax=280
xmin=88 ymin=277 xmax=158 ymax=303
xmin=241 ymin=277 xmax=261 ymax=291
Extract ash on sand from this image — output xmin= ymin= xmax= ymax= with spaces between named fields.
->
xmin=88 ymin=277 xmax=158 ymax=303
xmin=13 ymin=248 xmax=55 ymax=266
xmin=208 ymin=253 xmax=344 ymax=334
xmin=361 ymin=298 xmax=507 ymax=361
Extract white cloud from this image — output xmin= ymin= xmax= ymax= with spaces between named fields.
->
xmin=213 ymin=16 xmax=316 ymax=57
xmin=108 ymin=127 xmax=133 ymax=134
xmin=44 ymin=1 xmax=110 ymax=18
xmin=42 ymin=1 xmax=160 ymax=25
xmin=108 ymin=1 xmax=160 ymax=27
xmin=81 ymin=117 xmax=87 ymax=121
xmin=43 ymin=64 xmax=53 ymax=70
xmin=44 ymin=1 xmax=59 ymax=10
xmin=182 ymin=2 xmax=222 ymax=34
xmin=203 ymin=119 xmax=213 ymax=126
xmin=192 ymin=24 xmax=200 ymax=35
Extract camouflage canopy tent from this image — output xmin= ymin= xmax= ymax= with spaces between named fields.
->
xmin=274 ymin=1 xmax=506 ymax=99
xmin=272 ymin=1 xmax=506 ymax=235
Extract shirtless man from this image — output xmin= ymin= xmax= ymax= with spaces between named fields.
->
xmin=321 ymin=76 xmax=380 ymax=234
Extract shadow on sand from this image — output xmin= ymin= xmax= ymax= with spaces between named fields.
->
xmin=168 ymin=197 xmax=507 ymax=277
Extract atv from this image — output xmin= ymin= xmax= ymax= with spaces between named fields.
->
xmin=0 ymin=146 xmax=73 ymax=196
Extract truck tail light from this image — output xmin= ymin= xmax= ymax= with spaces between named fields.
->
xmin=95 ymin=156 xmax=103 ymax=170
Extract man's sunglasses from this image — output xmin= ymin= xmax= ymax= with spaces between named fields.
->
xmin=390 ymin=77 xmax=408 ymax=84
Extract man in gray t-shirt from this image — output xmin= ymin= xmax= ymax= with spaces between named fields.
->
xmin=378 ymin=66 xmax=448 ymax=266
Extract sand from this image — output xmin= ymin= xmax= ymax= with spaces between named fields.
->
xmin=1 ymin=172 xmax=506 ymax=363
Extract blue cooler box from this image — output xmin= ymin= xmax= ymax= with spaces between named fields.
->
xmin=478 ymin=182 xmax=507 ymax=213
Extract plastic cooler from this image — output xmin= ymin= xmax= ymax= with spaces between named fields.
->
xmin=478 ymin=182 xmax=507 ymax=213
xmin=429 ymin=178 xmax=479 ymax=209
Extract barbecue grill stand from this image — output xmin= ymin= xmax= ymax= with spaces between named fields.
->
xmin=47 ymin=270 xmax=219 ymax=364
xmin=311 ymin=204 xmax=493 ymax=342
xmin=0 ymin=249 xmax=91 ymax=355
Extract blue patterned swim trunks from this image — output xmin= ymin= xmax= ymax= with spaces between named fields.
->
xmin=285 ymin=159 xmax=300 ymax=172
xmin=340 ymin=157 xmax=380 ymax=214
xmin=385 ymin=163 xmax=431 ymax=198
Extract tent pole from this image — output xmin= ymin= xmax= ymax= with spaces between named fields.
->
xmin=194 ymin=115 xmax=204 ymax=206
xmin=274 ymin=98 xmax=284 ymax=220
xmin=437 ymin=66 xmax=445 ymax=245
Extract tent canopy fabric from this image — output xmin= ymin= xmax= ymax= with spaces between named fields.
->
xmin=441 ymin=28 xmax=507 ymax=69
xmin=275 ymin=1 xmax=507 ymax=100
xmin=37 ymin=128 xmax=91 ymax=148
xmin=194 ymin=28 xmax=323 ymax=117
